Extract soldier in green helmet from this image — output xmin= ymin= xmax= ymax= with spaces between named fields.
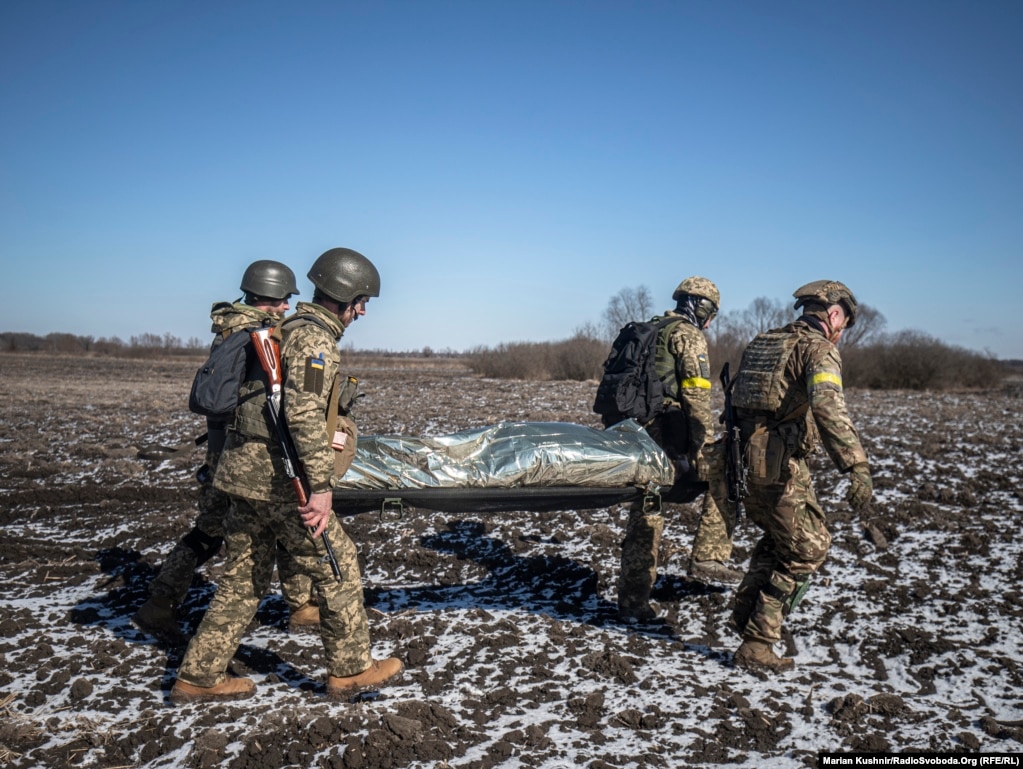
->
xmin=618 ymin=275 xmax=728 ymax=622
xmin=728 ymin=280 xmax=872 ymax=672
xmin=133 ymin=260 xmax=318 ymax=645
xmin=170 ymin=247 xmax=402 ymax=703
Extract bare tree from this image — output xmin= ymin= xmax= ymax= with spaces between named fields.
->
xmin=602 ymin=285 xmax=654 ymax=340
xmin=742 ymin=297 xmax=792 ymax=335
xmin=840 ymin=304 xmax=886 ymax=349
xmin=573 ymin=321 xmax=602 ymax=342
xmin=706 ymin=312 xmax=751 ymax=376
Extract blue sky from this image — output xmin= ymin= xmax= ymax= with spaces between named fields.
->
xmin=2 ymin=1 xmax=1021 ymax=358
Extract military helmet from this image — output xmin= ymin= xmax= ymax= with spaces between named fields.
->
xmin=793 ymin=280 xmax=858 ymax=327
xmin=672 ymin=276 xmax=720 ymax=325
xmin=240 ymin=260 xmax=299 ymax=300
xmin=672 ymin=276 xmax=720 ymax=308
xmin=307 ymin=247 xmax=381 ymax=304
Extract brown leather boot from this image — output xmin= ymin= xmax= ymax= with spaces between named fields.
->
xmin=734 ymin=640 xmax=795 ymax=672
xmin=288 ymin=601 xmax=321 ymax=629
xmin=132 ymin=595 xmax=187 ymax=646
xmin=169 ymin=676 xmax=256 ymax=704
xmin=326 ymin=658 xmax=403 ymax=699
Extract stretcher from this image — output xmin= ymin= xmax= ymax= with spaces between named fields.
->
xmin=331 ymin=420 xmax=706 ymax=516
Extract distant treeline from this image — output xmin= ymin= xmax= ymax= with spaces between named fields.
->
xmin=2 ymin=328 xmax=1018 ymax=391
xmin=463 ymin=328 xmax=1017 ymax=392
xmin=1 ymin=331 xmax=207 ymax=357
xmin=0 ymin=331 xmax=465 ymax=360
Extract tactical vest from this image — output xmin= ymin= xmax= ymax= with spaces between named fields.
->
xmin=231 ymin=314 xmax=339 ymax=442
xmin=732 ymin=328 xmax=800 ymax=416
xmin=732 ymin=325 xmax=818 ymax=464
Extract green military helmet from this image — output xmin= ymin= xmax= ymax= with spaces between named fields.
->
xmin=793 ymin=280 xmax=858 ymax=327
xmin=307 ymin=247 xmax=381 ymax=304
xmin=240 ymin=260 xmax=299 ymax=300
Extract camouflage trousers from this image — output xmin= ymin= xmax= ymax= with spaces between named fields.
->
xmin=148 ymin=482 xmax=313 ymax=611
xmin=176 ymin=496 xmax=372 ymax=687
xmin=690 ymin=440 xmax=736 ymax=563
xmin=732 ymin=457 xmax=831 ymax=645
xmin=618 ymin=507 xmax=664 ymax=611
xmin=619 ymin=442 xmax=739 ymax=608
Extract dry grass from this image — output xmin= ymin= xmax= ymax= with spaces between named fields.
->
xmin=0 ymin=693 xmax=40 ymax=763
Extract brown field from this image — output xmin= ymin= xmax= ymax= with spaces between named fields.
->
xmin=1 ymin=352 xmax=1022 ymax=768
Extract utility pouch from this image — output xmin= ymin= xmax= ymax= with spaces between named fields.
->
xmin=332 ymin=415 xmax=359 ymax=478
xmin=338 ymin=375 xmax=361 ymax=415
xmin=745 ymin=425 xmax=786 ymax=485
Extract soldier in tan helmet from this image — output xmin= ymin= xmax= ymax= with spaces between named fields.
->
xmin=728 ymin=280 xmax=872 ymax=672
xmin=618 ymin=276 xmax=728 ymax=621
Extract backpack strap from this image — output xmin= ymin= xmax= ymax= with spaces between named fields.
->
xmin=653 ymin=315 xmax=688 ymax=403
xmin=277 ymin=312 xmax=341 ymax=436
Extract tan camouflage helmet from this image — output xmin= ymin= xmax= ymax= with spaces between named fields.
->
xmin=672 ymin=276 xmax=720 ymax=310
xmin=793 ymin=280 xmax=858 ymax=327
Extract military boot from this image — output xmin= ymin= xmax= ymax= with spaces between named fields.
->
xmin=688 ymin=559 xmax=744 ymax=584
xmin=132 ymin=595 xmax=187 ymax=646
xmin=288 ymin=601 xmax=321 ymax=630
xmin=169 ymin=676 xmax=256 ymax=704
xmin=617 ymin=596 xmax=657 ymax=623
xmin=734 ymin=640 xmax=794 ymax=672
xmin=326 ymin=657 xmax=403 ymax=699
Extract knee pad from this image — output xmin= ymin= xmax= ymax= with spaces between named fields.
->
xmin=182 ymin=527 xmax=224 ymax=566
xmin=763 ymin=570 xmax=812 ymax=615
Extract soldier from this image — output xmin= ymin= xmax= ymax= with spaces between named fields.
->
xmin=618 ymin=276 xmax=727 ymax=621
xmin=729 ymin=280 xmax=872 ymax=672
xmin=170 ymin=247 xmax=402 ymax=703
xmin=133 ymin=260 xmax=318 ymax=646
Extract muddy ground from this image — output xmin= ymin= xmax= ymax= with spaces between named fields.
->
xmin=1 ymin=352 xmax=1021 ymax=768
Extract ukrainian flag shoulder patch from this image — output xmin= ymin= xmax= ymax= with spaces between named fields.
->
xmin=304 ymin=352 xmax=326 ymax=393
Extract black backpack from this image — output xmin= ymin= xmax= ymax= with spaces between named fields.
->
xmin=592 ymin=316 xmax=682 ymax=428
xmin=188 ymin=313 xmax=336 ymax=421
xmin=187 ymin=326 xmax=264 ymax=419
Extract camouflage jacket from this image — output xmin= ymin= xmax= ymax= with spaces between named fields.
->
xmin=733 ymin=317 xmax=867 ymax=472
xmin=208 ymin=300 xmax=279 ymax=340
xmin=214 ymin=301 xmax=345 ymax=502
xmin=656 ymin=311 xmax=715 ymax=458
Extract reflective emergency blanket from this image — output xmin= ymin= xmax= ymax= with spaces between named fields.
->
xmin=334 ymin=420 xmax=674 ymax=491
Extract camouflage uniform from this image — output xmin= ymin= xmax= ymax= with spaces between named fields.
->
xmin=618 ymin=310 xmax=716 ymax=617
xmin=177 ymin=301 xmax=373 ymax=687
xmin=730 ymin=316 xmax=868 ymax=647
xmin=145 ymin=302 xmax=311 ymax=611
xmin=689 ymin=440 xmax=735 ymax=562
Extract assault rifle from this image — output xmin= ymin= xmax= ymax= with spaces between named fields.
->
xmin=251 ymin=327 xmax=343 ymax=581
xmin=719 ymin=362 xmax=747 ymax=527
